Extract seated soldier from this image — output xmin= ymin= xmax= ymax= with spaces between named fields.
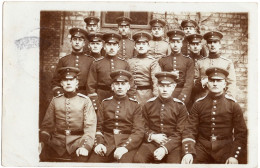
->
xmin=181 ymin=67 xmax=247 ymax=164
xmin=39 ymin=67 xmax=97 ymax=162
xmin=88 ymin=70 xmax=145 ymax=163
xmin=134 ymin=72 xmax=188 ymax=163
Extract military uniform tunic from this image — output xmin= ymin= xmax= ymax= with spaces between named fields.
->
xmin=148 ymin=37 xmax=171 ymax=60
xmin=127 ymin=55 xmax=161 ymax=105
xmin=40 ymin=92 xmax=97 ymax=156
xmin=118 ymin=37 xmax=135 ymax=59
xmin=195 ymin=53 xmax=237 ymax=97
xmin=133 ymin=96 xmax=188 ymax=163
xmin=52 ymin=52 xmax=95 ymax=95
xmin=158 ymin=53 xmax=194 ymax=105
xmin=182 ymin=93 xmax=247 ymax=163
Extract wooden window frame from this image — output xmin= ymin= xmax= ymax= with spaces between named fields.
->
xmin=101 ymin=11 xmax=152 ymax=29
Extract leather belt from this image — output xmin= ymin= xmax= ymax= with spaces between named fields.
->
xmin=56 ymin=129 xmax=84 ymax=136
xmin=136 ymin=85 xmax=152 ymax=90
xmin=78 ymin=86 xmax=86 ymax=90
xmin=201 ymin=135 xmax=232 ymax=142
xmin=103 ymin=128 xmax=131 ymax=135
xmin=97 ymin=85 xmax=111 ymax=91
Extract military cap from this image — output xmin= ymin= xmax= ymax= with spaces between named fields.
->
xmin=58 ymin=67 xmax=80 ymax=80
xmin=69 ymin=27 xmax=88 ymax=38
xmin=87 ymin=32 xmax=103 ymax=42
xmin=181 ymin=20 xmax=198 ymax=28
xmin=84 ymin=16 xmax=100 ymax=25
xmin=132 ymin=31 xmax=152 ymax=42
xmin=110 ymin=70 xmax=132 ymax=82
xmin=116 ymin=16 xmax=132 ymax=26
xmin=203 ymin=31 xmax=223 ymax=42
xmin=167 ymin=29 xmax=185 ymax=40
xmin=149 ymin=19 xmax=166 ymax=27
xmin=186 ymin=33 xmax=203 ymax=43
xmin=155 ymin=72 xmax=178 ymax=84
xmin=205 ymin=67 xmax=229 ymax=80
xmin=103 ymin=31 xmax=122 ymax=43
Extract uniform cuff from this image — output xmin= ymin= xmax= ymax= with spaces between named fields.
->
xmin=161 ymin=146 xmax=168 ymax=154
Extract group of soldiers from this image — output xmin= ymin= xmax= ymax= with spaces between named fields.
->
xmin=39 ymin=15 xmax=247 ymax=164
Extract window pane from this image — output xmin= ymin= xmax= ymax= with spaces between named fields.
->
xmin=130 ymin=12 xmax=148 ymax=25
xmin=104 ymin=11 xmax=124 ymax=24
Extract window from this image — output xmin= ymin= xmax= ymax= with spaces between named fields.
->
xmin=101 ymin=11 xmax=152 ymax=29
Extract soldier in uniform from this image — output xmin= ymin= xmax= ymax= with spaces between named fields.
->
xmin=148 ymin=19 xmax=171 ymax=60
xmin=133 ymin=72 xmax=188 ymax=163
xmin=40 ymin=67 xmax=97 ymax=162
xmin=88 ymin=70 xmax=145 ymax=163
xmin=87 ymin=32 xmax=104 ymax=60
xmin=185 ymin=33 xmax=205 ymax=110
xmin=180 ymin=19 xmax=208 ymax=57
xmin=87 ymin=32 xmax=136 ymax=104
xmin=128 ymin=31 xmax=161 ymax=105
xmin=116 ymin=16 xmax=135 ymax=59
xmin=181 ymin=67 xmax=247 ymax=164
xmin=159 ymin=30 xmax=194 ymax=105
xmin=51 ymin=28 xmax=94 ymax=96
xmin=195 ymin=31 xmax=237 ymax=98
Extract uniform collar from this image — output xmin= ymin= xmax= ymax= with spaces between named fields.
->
xmin=121 ymin=35 xmax=129 ymax=39
xmin=72 ymin=51 xmax=85 ymax=56
xmin=171 ymin=52 xmax=182 ymax=57
xmin=153 ymin=36 xmax=163 ymax=41
xmin=158 ymin=96 xmax=173 ymax=103
xmin=91 ymin=52 xmax=102 ymax=58
xmin=190 ymin=52 xmax=203 ymax=60
xmin=114 ymin=94 xmax=128 ymax=101
xmin=208 ymin=92 xmax=225 ymax=100
xmin=208 ymin=52 xmax=220 ymax=59
xmin=106 ymin=54 xmax=118 ymax=59
xmin=137 ymin=53 xmax=148 ymax=58
xmin=64 ymin=91 xmax=77 ymax=98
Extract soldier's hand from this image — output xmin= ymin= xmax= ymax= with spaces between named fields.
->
xmin=153 ymin=147 xmax=166 ymax=161
xmin=39 ymin=131 xmax=51 ymax=143
xmin=114 ymin=147 xmax=128 ymax=160
xmin=94 ymin=144 xmax=107 ymax=156
xmin=225 ymin=157 xmax=238 ymax=164
xmin=151 ymin=133 xmax=167 ymax=144
xmin=76 ymin=147 xmax=89 ymax=156
xmin=181 ymin=154 xmax=193 ymax=164
xmin=201 ymin=77 xmax=208 ymax=88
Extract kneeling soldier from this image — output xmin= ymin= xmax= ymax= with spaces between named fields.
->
xmin=40 ymin=67 xmax=97 ymax=162
xmin=181 ymin=67 xmax=247 ymax=164
xmin=134 ymin=72 xmax=188 ymax=163
xmin=88 ymin=70 xmax=145 ymax=163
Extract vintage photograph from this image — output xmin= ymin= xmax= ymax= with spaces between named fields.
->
xmin=2 ymin=1 xmax=258 ymax=167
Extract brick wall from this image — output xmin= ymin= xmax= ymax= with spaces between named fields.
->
xmin=40 ymin=11 xmax=248 ymax=122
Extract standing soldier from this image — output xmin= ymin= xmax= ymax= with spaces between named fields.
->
xmin=134 ymin=72 xmax=188 ymax=163
xmin=159 ymin=30 xmax=194 ymax=105
xmin=87 ymin=31 xmax=136 ymax=104
xmin=181 ymin=67 xmax=247 ymax=164
xmin=128 ymin=31 xmax=161 ymax=105
xmin=40 ymin=67 xmax=97 ymax=162
xmin=88 ymin=70 xmax=145 ymax=163
xmin=51 ymin=28 xmax=94 ymax=96
xmin=195 ymin=31 xmax=237 ymax=98
xmin=116 ymin=16 xmax=135 ymax=59
xmin=87 ymin=32 xmax=104 ymax=60
xmin=148 ymin=19 xmax=171 ymax=60
xmin=180 ymin=19 xmax=208 ymax=57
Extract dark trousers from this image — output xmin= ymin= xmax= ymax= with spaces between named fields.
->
xmin=40 ymin=143 xmax=89 ymax=162
xmin=133 ymin=142 xmax=182 ymax=163
xmin=88 ymin=148 xmax=138 ymax=163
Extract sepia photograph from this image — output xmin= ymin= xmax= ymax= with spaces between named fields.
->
xmin=2 ymin=1 xmax=258 ymax=167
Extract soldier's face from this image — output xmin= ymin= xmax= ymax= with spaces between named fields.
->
xmin=105 ymin=43 xmax=120 ymax=56
xmin=189 ymin=42 xmax=202 ymax=54
xmin=169 ymin=39 xmax=183 ymax=53
xmin=207 ymin=78 xmax=226 ymax=95
xmin=88 ymin=41 xmax=103 ymax=53
xmin=61 ymin=78 xmax=79 ymax=92
xmin=111 ymin=81 xmax=130 ymax=96
xmin=86 ymin=24 xmax=98 ymax=33
xmin=118 ymin=25 xmax=130 ymax=36
xmin=183 ymin=26 xmax=196 ymax=36
xmin=158 ymin=83 xmax=176 ymax=99
xmin=71 ymin=37 xmax=85 ymax=52
xmin=135 ymin=41 xmax=150 ymax=54
xmin=151 ymin=26 xmax=164 ymax=38
xmin=207 ymin=41 xmax=221 ymax=53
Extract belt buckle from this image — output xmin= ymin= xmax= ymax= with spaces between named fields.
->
xmin=113 ymin=129 xmax=120 ymax=135
xmin=211 ymin=135 xmax=217 ymax=142
xmin=65 ymin=130 xmax=71 ymax=136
